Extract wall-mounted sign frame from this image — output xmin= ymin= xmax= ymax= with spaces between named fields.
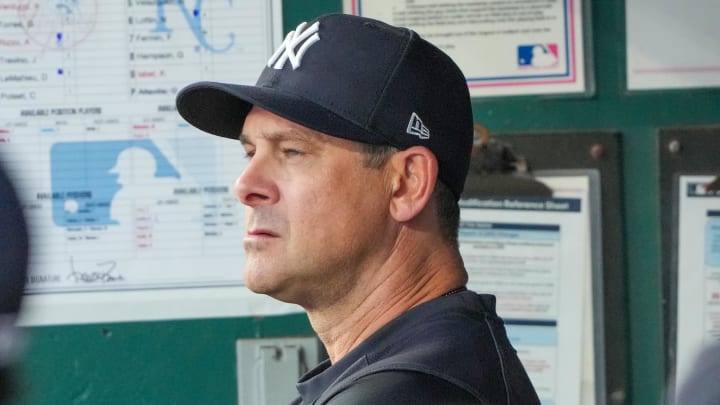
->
xmin=3 ymin=0 xmax=298 ymax=326
xmin=626 ymin=0 xmax=720 ymax=91
xmin=658 ymin=126 xmax=720 ymax=404
xmin=344 ymin=0 xmax=594 ymax=97
xmin=462 ymin=131 xmax=625 ymax=404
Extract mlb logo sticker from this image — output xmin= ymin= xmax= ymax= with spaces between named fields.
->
xmin=518 ymin=44 xmax=558 ymax=68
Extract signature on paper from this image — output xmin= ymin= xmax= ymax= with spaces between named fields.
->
xmin=67 ymin=257 xmax=124 ymax=283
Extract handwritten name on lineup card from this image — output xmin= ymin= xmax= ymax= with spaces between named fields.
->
xmin=460 ymin=175 xmax=597 ymax=405
xmin=345 ymin=0 xmax=588 ymax=97
xmin=674 ymin=176 xmax=720 ymax=402
xmin=0 ymin=1 xmax=305 ymax=325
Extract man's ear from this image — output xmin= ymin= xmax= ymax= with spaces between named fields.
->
xmin=388 ymin=146 xmax=438 ymax=222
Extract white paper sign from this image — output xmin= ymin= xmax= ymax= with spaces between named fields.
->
xmin=674 ymin=176 xmax=720 ymax=401
xmin=0 ymin=0 xmax=301 ymax=325
xmin=345 ymin=0 xmax=587 ymax=97
xmin=626 ymin=0 xmax=720 ymax=90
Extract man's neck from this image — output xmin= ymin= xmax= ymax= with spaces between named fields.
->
xmin=306 ymin=241 xmax=467 ymax=363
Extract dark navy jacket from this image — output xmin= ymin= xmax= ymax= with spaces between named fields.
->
xmin=291 ymin=290 xmax=540 ymax=404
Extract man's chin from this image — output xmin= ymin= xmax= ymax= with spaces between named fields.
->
xmin=245 ymin=272 xmax=286 ymax=298
xmin=243 ymin=276 xmax=274 ymax=295
xmin=245 ymin=279 xmax=308 ymax=306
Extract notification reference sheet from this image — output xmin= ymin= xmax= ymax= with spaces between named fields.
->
xmin=459 ymin=175 xmax=598 ymax=405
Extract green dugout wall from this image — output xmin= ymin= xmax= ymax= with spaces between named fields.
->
xmin=7 ymin=1 xmax=720 ymax=404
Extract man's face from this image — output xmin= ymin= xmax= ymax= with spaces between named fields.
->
xmin=234 ymin=107 xmax=393 ymax=307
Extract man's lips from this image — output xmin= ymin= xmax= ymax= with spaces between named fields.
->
xmin=246 ymin=229 xmax=278 ymax=237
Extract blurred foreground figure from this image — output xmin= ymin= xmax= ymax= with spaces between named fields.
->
xmin=0 ymin=160 xmax=29 ymax=402
xmin=675 ymin=343 xmax=720 ymax=405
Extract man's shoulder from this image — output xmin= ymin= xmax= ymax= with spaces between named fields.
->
xmin=324 ymin=370 xmax=481 ymax=404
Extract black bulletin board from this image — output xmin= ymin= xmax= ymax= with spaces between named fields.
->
xmin=658 ymin=126 xmax=720 ymax=404
xmin=482 ymin=130 xmax=627 ymax=404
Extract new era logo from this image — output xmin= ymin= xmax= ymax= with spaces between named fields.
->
xmin=406 ymin=112 xmax=430 ymax=139
xmin=267 ymin=21 xmax=320 ymax=70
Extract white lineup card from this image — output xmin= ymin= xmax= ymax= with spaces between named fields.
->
xmin=1 ymin=1 xmax=303 ymax=325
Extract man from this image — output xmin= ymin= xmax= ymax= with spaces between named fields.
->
xmin=177 ymin=13 xmax=539 ymax=404
xmin=675 ymin=343 xmax=720 ymax=404
xmin=0 ymin=160 xmax=29 ymax=402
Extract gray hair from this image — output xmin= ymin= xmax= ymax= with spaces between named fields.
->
xmin=360 ymin=143 xmax=459 ymax=247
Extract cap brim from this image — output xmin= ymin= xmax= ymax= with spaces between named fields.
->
xmin=176 ymin=81 xmax=383 ymax=144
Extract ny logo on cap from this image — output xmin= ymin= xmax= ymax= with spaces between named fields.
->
xmin=406 ymin=112 xmax=430 ymax=139
xmin=267 ymin=21 xmax=320 ymax=70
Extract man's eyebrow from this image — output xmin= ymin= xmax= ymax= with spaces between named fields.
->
xmin=238 ymin=128 xmax=322 ymax=145
xmin=238 ymin=133 xmax=252 ymax=145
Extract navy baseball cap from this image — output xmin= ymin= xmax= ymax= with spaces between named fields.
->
xmin=176 ymin=13 xmax=473 ymax=199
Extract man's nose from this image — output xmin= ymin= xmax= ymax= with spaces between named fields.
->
xmin=233 ymin=155 xmax=279 ymax=206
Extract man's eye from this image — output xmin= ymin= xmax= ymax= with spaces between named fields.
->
xmin=244 ymin=150 xmax=255 ymax=159
xmin=283 ymin=148 xmax=303 ymax=157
